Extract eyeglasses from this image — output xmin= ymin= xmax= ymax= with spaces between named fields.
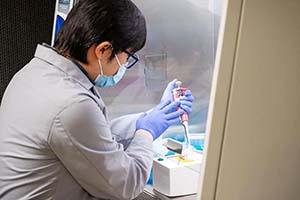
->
xmin=124 ymin=50 xmax=139 ymax=69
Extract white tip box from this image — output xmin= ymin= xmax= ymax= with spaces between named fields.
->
xmin=152 ymin=155 xmax=202 ymax=197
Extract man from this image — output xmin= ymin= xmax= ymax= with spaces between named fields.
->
xmin=0 ymin=0 xmax=193 ymax=199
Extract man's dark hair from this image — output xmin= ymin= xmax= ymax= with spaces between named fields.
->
xmin=54 ymin=0 xmax=147 ymax=63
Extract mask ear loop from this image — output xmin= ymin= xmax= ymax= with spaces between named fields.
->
xmin=98 ymin=45 xmax=114 ymax=76
xmin=115 ymin=54 xmax=122 ymax=67
xmin=98 ymin=59 xmax=104 ymax=75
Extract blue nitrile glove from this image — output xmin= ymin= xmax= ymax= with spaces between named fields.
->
xmin=136 ymin=100 xmax=184 ymax=140
xmin=161 ymin=79 xmax=194 ymax=115
xmin=178 ymin=89 xmax=194 ymax=115
xmin=160 ymin=79 xmax=178 ymax=103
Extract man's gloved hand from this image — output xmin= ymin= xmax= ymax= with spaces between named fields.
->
xmin=136 ymin=100 xmax=184 ymax=140
xmin=160 ymin=79 xmax=177 ymax=103
xmin=178 ymin=89 xmax=194 ymax=115
xmin=160 ymin=79 xmax=194 ymax=115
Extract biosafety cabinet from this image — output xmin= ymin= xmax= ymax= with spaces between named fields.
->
xmin=51 ymin=0 xmax=78 ymax=45
xmin=52 ymin=0 xmax=300 ymax=199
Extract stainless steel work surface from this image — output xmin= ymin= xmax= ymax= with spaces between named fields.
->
xmin=135 ymin=185 xmax=197 ymax=200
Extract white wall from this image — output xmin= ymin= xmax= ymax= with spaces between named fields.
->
xmin=200 ymin=0 xmax=300 ymax=199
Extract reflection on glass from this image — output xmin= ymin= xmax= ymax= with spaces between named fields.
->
xmin=144 ymin=53 xmax=168 ymax=91
xmin=101 ymin=0 xmax=220 ymax=133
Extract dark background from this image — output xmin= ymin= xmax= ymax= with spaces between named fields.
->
xmin=0 ymin=0 xmax=55 ymax=101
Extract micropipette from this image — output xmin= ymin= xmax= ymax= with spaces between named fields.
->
xmin=172 ymin=81 xmax=191 ymax=148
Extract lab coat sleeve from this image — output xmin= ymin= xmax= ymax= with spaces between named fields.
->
xmin=110 ymin=113 xmax=144 ymax=150
xmin=48 ymin=97 xmax=153 ymax=200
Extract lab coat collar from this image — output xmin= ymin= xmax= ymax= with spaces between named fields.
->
xmin=34 ymin=43 xmax=94 ymax=91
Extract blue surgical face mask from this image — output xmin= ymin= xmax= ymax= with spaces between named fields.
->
xmin=94 ymin=54 xmax=126 ymax=87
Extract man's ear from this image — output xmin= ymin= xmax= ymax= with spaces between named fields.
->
xmin=94 ymin=41 xmax=113 ymax=60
